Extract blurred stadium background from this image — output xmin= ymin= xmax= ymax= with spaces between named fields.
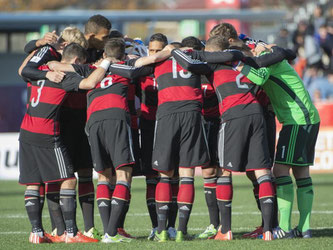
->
xmin=0 ymin=0 xmax=333 ymax=180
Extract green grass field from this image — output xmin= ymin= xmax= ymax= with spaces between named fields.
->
xmin=0 ymin=174 xmax=332 ymax=249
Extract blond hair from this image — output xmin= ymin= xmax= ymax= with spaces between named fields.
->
xmin=59 ymin=27 xmax=88 ymax=49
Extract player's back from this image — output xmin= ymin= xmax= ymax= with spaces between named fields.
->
xmin=20 ymin=78 xmax=70 ymax=147
xmin=86 ymin=69 xmax=131 ymax=129
xmin=209 ymin=63 xmax=262 ymax=122
xmin=154 ymin=57 xmax=202 ymax=118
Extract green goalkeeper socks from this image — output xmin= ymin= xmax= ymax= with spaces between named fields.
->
xmin=276 ymin=176 xmax=294 ymax=232
xmin=296 ymin=177 xmax=313 ymax=233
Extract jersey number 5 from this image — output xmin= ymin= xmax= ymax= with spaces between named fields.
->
xmin=172 ymin=58 xmax=192 ymax=79
xmin=31 ymin=80 xmax=45 ymax=107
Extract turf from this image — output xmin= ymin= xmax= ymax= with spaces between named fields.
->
xmin=0 ymin=174 xmax=332 ymax=249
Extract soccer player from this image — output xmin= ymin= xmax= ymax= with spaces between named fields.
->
xmin=72 ymin=38 xmax=156 ymax=243
xmin=136 ymin=33 xmax=168 ymax=240
xmin=171 ymin=36 xmax=276 ymax=241
xmin=84 ymin=14 xmax=112 ymax=63
xmin=204 ymin=22 xmax=295 ymax=238
xmin=20 ymin=27 xmax=97 ymax=241
xmin=137 ymin=45 xmax=210 ymax=243
xmin=19 ymin=43 xmax=109 ymax=243
xmin=236 ymin=43 xmax=320 ymax=239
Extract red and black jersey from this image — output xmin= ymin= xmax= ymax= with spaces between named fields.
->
xmin=154 ymin=54 xmax=203 ymax=118
xmin=171 ymin=49 xmax=262 ymax=122
xmin=84 ymin=62 xmax=132 ymax=130
xmin=138 ymin=74 xmax=158 ymax=121
xmin=19 ymin=70 xmax=83 ymax=148
xmin=207 ymin=64 xmax=262 ymax=122
xmin=201 ymin=75 xmax=219 ymax=120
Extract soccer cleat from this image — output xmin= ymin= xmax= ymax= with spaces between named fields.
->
xmin=117 ymin=228 xmax=136 ymax=239
xmin=147 ymin=227 xmax=157 ymax=241
xmin=242 ymin=226 xmax=263 ymax=238
xmin=196 ymin=224 xmax=217 ymax=239
xmin=292 ymin=227 xmax=312 ymax=238
xmin=154 ymin=230 xmax=168 ymax=242
xmin=214 ymin=230 xmax=233 ymax=241
xmin=262 ymin=231 xmax=273 ymax=241
xmin=101 ymin=233 xmax=132 ymax=243
xmin=273 ymin=227 xmax=294 ymax=239
xmin=84 ymin=227 xmax=102 ymax=240
xmin=65 ymin=231 xmax=99 ymax=243
xmin=167 ymin=227 xmax=177 ymax=240
xmin=49 ymin=233 xmax=66 ymax=243
xmin=29 ymin=232 xmax=52 ymax=244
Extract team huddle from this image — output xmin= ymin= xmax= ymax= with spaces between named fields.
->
xmin=18 ymin=14 xmax=320 ymax=244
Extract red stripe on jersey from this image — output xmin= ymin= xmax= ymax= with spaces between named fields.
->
xmin=49 ymin=47 xmax=60 ymax=60
xmin=141 ymin=105 xmax=157 ymax=120
xmin=158 ymin=86 xmax=202 ymax=106
xmin=203 ymin=106 xmax=219 ymax=118
xmin=38 ymin=65 xmax=50 ymax=71
xmin=214 ymin=69 xmax=253 ymax=84
xmin=30 ymin=85 xmax=66 ymax=105
xmin=131 ymin=115 xmax=138 ymax=129
xmin=21 ymin=114 xmax=59 ymax=135
xmin=87 ymin=94 xmax=128 ymax=121
xmin=221 ymin=92 xmax=259 ymax=115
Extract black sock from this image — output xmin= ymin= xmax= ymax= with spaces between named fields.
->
xmin=39 ymin=184 xmax=45 ymax=226
xmin=204 ymin=177 xmax=219 ymax=228
xmin=60 ymin=189 xmax=78 ymax=236
xmin=177 ymin=177 xmax=194 ymax=234
xmin=78 ymin=177 xmax=95 ymax=232
xmin=96 ymin=181 xmax=112 ymax=234
xmin=168 ymin=178 xmax=179 ymax=228
xmin=257 ymin=175 xmax=274 ymax=233
xmin=216 ymin=176 xmax=233 ymax=234
xmin=25 ymin=189 xmax=43 ymax=233
xmin=146 ymin=178 xmax=158 ymax=228
xmin=118 ymin=199 xmax=130 ymax=229
xmin=46 ymin=183 xmax=65 ymax=235
xmin=272 ymin=179 xmax=279 ymax=228
xmin=107 ymin=181 xmax=130 ymax=236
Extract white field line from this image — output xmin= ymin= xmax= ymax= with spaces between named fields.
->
xmin=1 ymin=226 xmax=333 ymax=235
xmin=1 ymin=210 xmax=333 ymax=219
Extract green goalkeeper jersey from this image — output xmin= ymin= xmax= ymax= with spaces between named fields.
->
xmin=241 ymin=59 xmax=320 ymax=125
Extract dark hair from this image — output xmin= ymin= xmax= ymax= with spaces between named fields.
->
xmin=181 ymin=36 xmax=204 ymax=50
xmin=85 ymin=15 xmax=112 ymax=34
xmin=209 ymin=23 xmax=238 ymax=39
xmin=62 ymin=43 xmax=87 ymax=62
xmin=206 ymin=36 xmax=230 ymax=51
xmin=104 ymin=38 xmax=125 ymax=60
xmin=149 ymin=33 xmax=168 ymax=46
xmin=170 ymin=42 xmax=182 ymax=49
xmin=109 ymin=30 xmax=124 ymax=39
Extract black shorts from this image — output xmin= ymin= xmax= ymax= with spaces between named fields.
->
xmin=218 ymin=114 xmax=271 ymax=172
xmin=19 ymin=141 xmax=75 ymax=184
xmin=61 ymin=123 xmax=93 ymax=172
xmin=203 ymin=117 xmax=220 ymax=167
xmin=87 ymin=119 xmax=135 ymax=173
xmin=131 ymin=128 xmax=143 ymax=176
xmin=264 ymin=110 xmax=276 ymax=165
xmin=275 ymin=123 xmax=320 ymax=166
xmin=152 ymin=111 xmax=210 ymax=173
xmin=140 ymin=118 xmax=158 ymax=176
